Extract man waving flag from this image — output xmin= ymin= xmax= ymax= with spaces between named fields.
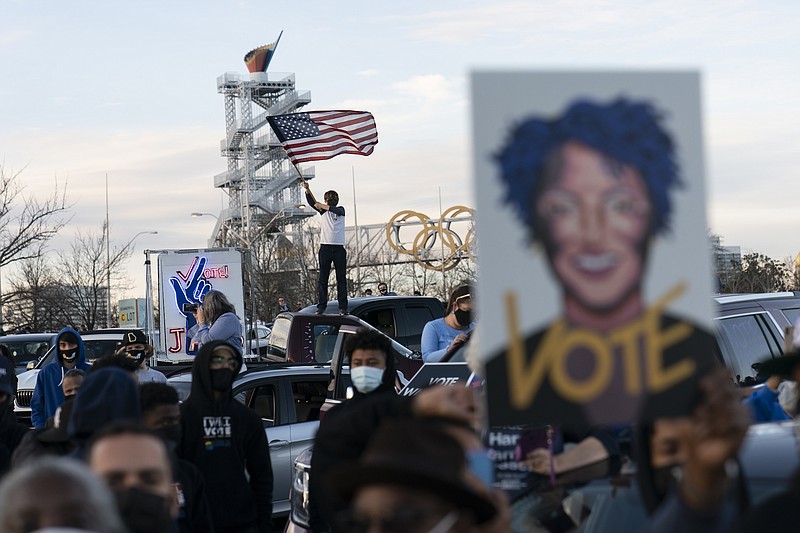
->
xmin=267 ymin=110 xmax=378 ymax=166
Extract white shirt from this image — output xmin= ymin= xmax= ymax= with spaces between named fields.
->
xmin=320 ymin=208 xmax=345 ymax=245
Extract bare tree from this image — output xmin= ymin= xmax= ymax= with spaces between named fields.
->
xmin=0 ymin=165 xmax=70 ymax=269
xmin=722 ymin=253 xmax=791 ymax=294
xmin=3 ymin=256 xmax=65 ymax=332
xmin=56 ymin=228 xmax=133 ymax=330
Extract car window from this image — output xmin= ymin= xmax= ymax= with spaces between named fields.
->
xmin=245 ymin=384 xmax=278 ymax=427
xmin=312 ymin=325 xmax=340 ymax=363
xmin=359 ymin=308 xmax=396 ymax=339
xmin=716 ymin=314 xmax=782 ymax=382
xmin=83 ymin=339 xmax=122 ymax=362
xmin=290 ymin=380 xmax=328 ymax=423
xmin=406 ymin=305 xmax=436 ymax=336
xmin=1 ymin=341 xmax=50 ymax=365
xmin=781 ymin=308 xmax=800 ymax=327
xmin=267 ymin=317 xmax=290 ymax=360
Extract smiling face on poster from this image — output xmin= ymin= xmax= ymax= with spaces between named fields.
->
xmin=471 ymin=72 xmax=718 ymax=432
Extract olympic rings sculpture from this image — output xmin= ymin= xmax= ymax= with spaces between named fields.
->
xmin=385 ymin=206 xmax=476 ymax=272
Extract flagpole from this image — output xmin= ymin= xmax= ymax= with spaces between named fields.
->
xmin=352 ymin=167 xmax=360 ymax=294
xmin=439 ymin=187 xmax=446 ymax=299
xmin=290 ymin=160 xmax=317 ymax=204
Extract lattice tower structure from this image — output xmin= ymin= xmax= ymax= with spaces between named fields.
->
xmin=211 ymin=71 xmax=316 ymax=248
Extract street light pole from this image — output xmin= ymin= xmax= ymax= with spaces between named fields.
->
xmin=107 ymin=230 xmax=158 ymax=328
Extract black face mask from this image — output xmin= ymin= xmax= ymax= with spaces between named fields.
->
xmin=652 ymin=465 xmax=678 ymax=501
xmin=454 ymin=308 xmax=472 ymax=327
xmin=156 ymin=423 xmax=182 ymax=450
xmin=114 ymin=486 xmax=172 ymax=533
xmin=60 ymin=348 xmax=78 ymax=363
xmin=210 ymin=368 xmax=234 ymax=392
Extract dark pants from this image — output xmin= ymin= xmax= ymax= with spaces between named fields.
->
xmin=317 ymin=244 xmax=348 ymax=312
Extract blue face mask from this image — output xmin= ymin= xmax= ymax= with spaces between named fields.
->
xmin=467 ymin=449 xmax=494 ymax=487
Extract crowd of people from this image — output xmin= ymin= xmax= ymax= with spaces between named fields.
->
xmin=5 ymin=278 xmax=800 ymax=532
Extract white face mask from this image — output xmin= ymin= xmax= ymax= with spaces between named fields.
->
xmin=350 ymin=365 xmax=385 ymax=394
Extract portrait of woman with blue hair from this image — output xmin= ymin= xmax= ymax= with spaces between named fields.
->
xmin=484 ymin=98 xmax=717 ymax=433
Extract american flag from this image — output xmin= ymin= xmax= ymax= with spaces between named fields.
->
xmin=267 ymin=110 xmax=378 ymax=165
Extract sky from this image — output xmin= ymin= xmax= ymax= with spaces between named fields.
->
xmin=1 ymin=0 xmax=799 ymax=303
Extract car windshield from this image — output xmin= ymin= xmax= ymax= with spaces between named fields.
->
xmin=1 ymin=340 xmax=52 ymax=366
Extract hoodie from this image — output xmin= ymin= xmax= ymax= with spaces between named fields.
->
xmin=30 ymin=327 xmax=90 ymax=428
xmin=177 ymin=340 xmax=273 ymax=532
xmin=308 ymin=347 xmax=402 ymax=532
xmin=67 ymin=367 xmax=141 ymax=457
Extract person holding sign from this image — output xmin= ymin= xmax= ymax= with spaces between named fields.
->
xmin=421 ymin=285 xmax=475 ymax=362
xmin=487 ymin=98 xmax=717 ymax=431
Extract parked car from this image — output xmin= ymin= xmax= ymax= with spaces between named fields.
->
xmin=169 ymin=362 xmax=349 ymax=518
xmin=0 ymin=333 xmax=56 ymax=374
xmin=262 ymin=314 xmax=423 ymax=385
xmin=714 ymin=292 xmax=800 ymax=384
xmin=13 ymin=329 xmax=149 ymax=424
xmin=299 ymin=295 xmax=445 ymax=352
xmin=247 ymin=323 xmax=272 ymax=356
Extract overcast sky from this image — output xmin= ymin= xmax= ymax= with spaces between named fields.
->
xmin=1 ymin=0 xmax=799 ymax=300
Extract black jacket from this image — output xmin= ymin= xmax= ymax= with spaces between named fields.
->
xmin=172 ymin=455 xmax=214 ymax=533
xmin=0 ymin=399 xmax=27 ymax=477
xmin=308 ymin=355 xmax=409 ymax=533
xmin=177 ymin=340 xmax=273 ymax=532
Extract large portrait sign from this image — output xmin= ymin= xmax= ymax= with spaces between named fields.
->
xmin=471 ymin=72 xmax=717 ymax=432
xmin=157 ymin=249 xmax=245 ymax=356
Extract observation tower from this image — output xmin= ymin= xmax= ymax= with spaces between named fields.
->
xmin=209 ymin=32 xmax=315 ymax=246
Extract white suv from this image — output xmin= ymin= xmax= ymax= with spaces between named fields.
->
xmin=14 ymin=329 xmax=145 ymax=424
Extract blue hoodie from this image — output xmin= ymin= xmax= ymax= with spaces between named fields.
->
xmin=30 ymin=327 xmax=90 ymax=428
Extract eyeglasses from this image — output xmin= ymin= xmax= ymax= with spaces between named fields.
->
xmin=455 ymin=294 xmax=472 ymax=305
xmin=210 ymin=355 xmax=238 ymax=369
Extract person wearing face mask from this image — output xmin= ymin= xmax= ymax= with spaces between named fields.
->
xmin=308 ymin=329 xmax=398 ymax=532
xmin=31 ymin=327 xmax=90 ymax=428
xmin=140 ymin=382 xmax=213 ymax=533
xmin=421 ymin=285 xmax=475 ymax=362
xmin=112 ymin=330 xmax=168 ymax=384
xmin=88 ymin=422 xmax=179 ymax=533
xmin=177 ymin=340 xmax=273 ymax=532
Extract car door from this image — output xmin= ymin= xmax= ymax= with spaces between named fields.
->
xmin=715 ymin=312 xmax=783 ymax=384
xmin=286 ymin=377 xmax=328 ymax=477
xmin=234 ymin=378 xmax=293 ymax=513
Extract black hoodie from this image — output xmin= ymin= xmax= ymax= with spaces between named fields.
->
xmin=308 ymin=349 xmax=407 ymax=532
xmin=177 ymin=340 xmax=273 ymax=533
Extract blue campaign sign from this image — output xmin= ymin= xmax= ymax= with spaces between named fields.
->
xmin=398 ymin=363 xmax=474 ymax=396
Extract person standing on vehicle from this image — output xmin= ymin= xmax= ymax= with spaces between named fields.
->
xmin=187 ymin=290 xmax=244 ymax=354
xmin=421 ymin=285 xmax=475 ymax=362
xmin=303 ymin=181 xmax=348 ymax=315
xmin=30 ymin=327 xmax=90 ymax=428
xmin=308 ymin=329 xmax=397 ymax=532
xmin=177 ymin=340 xmax=273 ymax=532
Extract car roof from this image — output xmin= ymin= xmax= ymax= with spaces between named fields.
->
xmin=0 ymin=333 xmax=57 ymax=342
xmin=297 ymin=295 xmax=441 ymax=314
xmin=168 ymin=363 xmax=331 ymax=383
xmin=715 ymin=292 xmax=800 ymax=305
